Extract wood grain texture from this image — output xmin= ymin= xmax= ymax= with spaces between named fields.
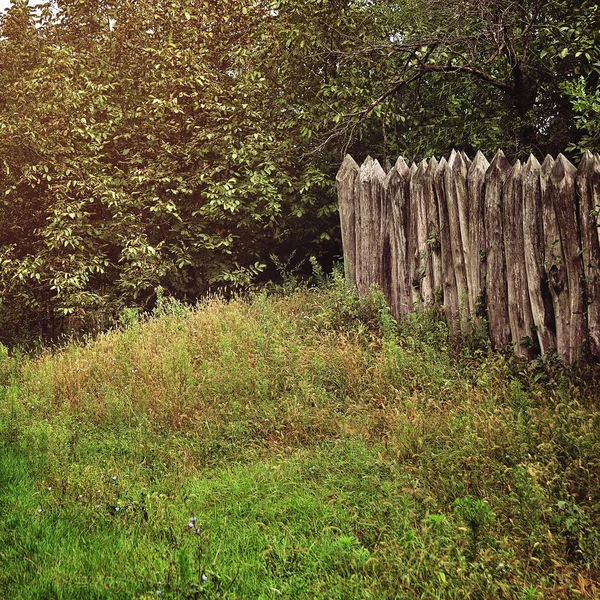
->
xmin=577 ymin=153 xmax=600 ymax=361
xmin=339 ymin=151 xmax=598 ymax=363
xmin=503 ymin=161 xmax=534 ymax=357
xmin=484 ymin=150 xmax=511 ymax=350
xmin=336 ymin=155 xmax=360 ymax=288
xmin=522 ymin=154 xmax=556 ymax=356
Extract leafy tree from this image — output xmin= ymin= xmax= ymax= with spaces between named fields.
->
xmin=0 ymin=0 xmax=340 ymax=341
xmin=291 ymin=0 xmax=599 ymax=160
xmin=0 ymin=0 xmax=596 ymax=343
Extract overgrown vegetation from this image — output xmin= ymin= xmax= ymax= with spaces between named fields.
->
xmin=1 ymin=279 xmax=598 ymax=598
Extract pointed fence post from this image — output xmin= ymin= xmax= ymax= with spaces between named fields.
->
xmin=356 ymin=157 xmax=386 ymax=296
xmin=522 ymin=155 xmax=556 ymax=356
xmin=336 ymin=155 xmax=360 ymax=289
xmin=503 ymin=160 xmax=535 ymax=358
xmin=412 ymin=160 xmax=434 ymax=303
xmin=435 ymin=158 xmax=459 ymax=331
xmin=406 ymin=162 xmax=420 ymax=307
xmin=385 ymin=157 xmax=412 ymax=315
xmin=466 ymin=151 xmax=489 ymax=320
xmin=552 ymin=155 xmax=586 ymax=363
xmin=577 ymin=152 xmax=600 ymax=361
xmin=484 ymin=150 xmax=511 ymax=350
xmin=426 ymin=157 xmax=442 ymax=299
xmin=445 ymin=151 xmax=471 ymax=328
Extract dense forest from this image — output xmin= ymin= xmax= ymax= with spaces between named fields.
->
xmin=0 ymin=0 xmax=598 ymax=342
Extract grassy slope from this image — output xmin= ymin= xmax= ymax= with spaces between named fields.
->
xmin=0 ymin=279 xmax=599 ymax=599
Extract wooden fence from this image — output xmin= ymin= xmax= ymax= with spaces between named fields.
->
xmin=336 ymin=150 xmax=600 ymax=364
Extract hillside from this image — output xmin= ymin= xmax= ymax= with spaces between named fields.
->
xmin=1 ymin=278 xmax=599 ymax=599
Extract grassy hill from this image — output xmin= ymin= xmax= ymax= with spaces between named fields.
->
xmin=1 ymin=275 xmax=599 ymax=599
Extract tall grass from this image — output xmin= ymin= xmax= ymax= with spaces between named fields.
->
xmin=1 ymin=274 xmax=598 ymax=598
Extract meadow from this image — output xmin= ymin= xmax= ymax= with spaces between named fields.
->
xmin=1 ymin=273 xmax=599 ymax=599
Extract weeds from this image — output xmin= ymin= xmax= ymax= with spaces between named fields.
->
xmin=0 ymin=278 xmax=598 ymax=598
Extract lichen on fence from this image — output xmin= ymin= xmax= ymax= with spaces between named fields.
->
xmin=337 ymin=150 xmax=600 ymax=364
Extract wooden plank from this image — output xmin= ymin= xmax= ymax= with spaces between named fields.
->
xmin=577 ymin=153 xmax=600 ymax=361
xmin=336 ymin=155 xmax=360 ymax=289
xmin=384 ymin=157 xmax=412 ymax=316
xmin=576 ymin=152 xmax=600 ymax=361
xmin=380 ymin=161 xmax=394 ymax=311
xmin=435 ymin=157 xmax=459 ymax=331
xmin=540 ymin=154 xmax=571 ymax=362
xmin=357 ymin=157 xmax=386 ymax=296
xmin=484 ymin=149 xmax=511 ymax=350
xmin=412 ymin=160 xmax=433 ymax=303
xmin=522 ymin=154 xmax=556 ymax=356
xmin=503 ymin=160 xmax=534 ymax=358
xmin=407 ymin=162 xmax=420 ymax=307
xmin=466 ymin=151 xmax=489 ymax=318
xmin=426 ymin=157 xmax=442 ymax=300
xmin=446 ymin=150 xmax=471 ymax=329
xmin=553 ymin=155 xmax=585 ymax=363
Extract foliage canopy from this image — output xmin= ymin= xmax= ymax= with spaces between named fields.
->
xmin=0 ymin=0 xmax=597 ymax=342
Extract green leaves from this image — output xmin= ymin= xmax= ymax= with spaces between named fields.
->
xmin=0 ymin=0 xmax=341 ymax=342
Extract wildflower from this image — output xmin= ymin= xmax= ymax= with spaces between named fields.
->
xmin=202 ymin=574 xmax=208 ymax=582
xmin=132 ymin=369 xmax=138 ymax=374
xmin=112 ymin=476 xmax=117 ymax=481
xmin=190 ymin=516 xmax=196 ymax=524
xmin=195 ymin=528 xmax=201 ymax=535
xmin=156 ymin=591 xmax=162 ymax=596
xmin=188 ymin=523 xmax=194 ymax=529
xmin=37 ymin=508 xmax=43 ymax=514
xmin=115 ymin=507 xmax=120 ymax=512
xmin=48 ymin=487 xmax=52 ymax=491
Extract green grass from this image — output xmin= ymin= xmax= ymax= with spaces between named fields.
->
xmin=1 ymin=276 xmax=599 ymax=598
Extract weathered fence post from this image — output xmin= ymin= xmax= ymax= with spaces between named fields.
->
xmin=411 ymin=160 xmax=434 ymax=303
xmin=577 ymin=152 xmax=600 ymax=361
xmin=435 ymin=158 xmax=459 ymax=330
xmin=336 ymin=155 xmax=359 ymax=288
xmin=484 ymin=150 xmax=511 ymax=350
xmin=503 ymin=160 xmax=535 ymax=358
xmin=445 ymin=151 xmax=471 ymax=327
xmin=356 ymin=157 xmax=386 ymax=296
xmin=466 ymin=151 xmax=489 ymax=320
xmin=385 ymin=157 xmax=412 ymax=315
xmin=426 ymin=157 xmax=442 ymax=300
xmin=522 ymin=155 xmax=556 ymax=356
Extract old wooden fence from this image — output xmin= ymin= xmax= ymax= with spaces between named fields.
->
xmin=337 ymin=150 xmax=600 ymax=364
